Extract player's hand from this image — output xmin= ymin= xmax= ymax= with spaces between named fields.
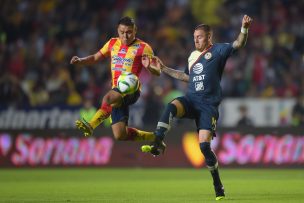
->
xmin=142 ymin=55 xmax=162 ymax=76
xmin=141 ymin=54 xmax=151 ymax=68
xmin=70 ymin=56 xmax=82 ymax=65
xmin=242 ymin=15 xmax=252 ymax=29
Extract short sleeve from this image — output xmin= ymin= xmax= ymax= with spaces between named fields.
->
xmin=184 ymin=66 xmax=189 ymax=75
xmin=143 ymin=43 xmax=154 ymax=57
xmin=218 ymin=43 xmax=236 ymax=59
xmin=99 ymin=40 xmax=111 ymax=57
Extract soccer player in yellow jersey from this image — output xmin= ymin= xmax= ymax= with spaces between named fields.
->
xmin=70 ymin=16 xmax=160 ymax=141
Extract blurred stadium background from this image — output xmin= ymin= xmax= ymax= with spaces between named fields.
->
xmin=0 ymin=0 xmax=304 ymax=202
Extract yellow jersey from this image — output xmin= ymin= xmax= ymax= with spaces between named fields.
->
xmin=99 ymin=38 xmax=154 ymax=87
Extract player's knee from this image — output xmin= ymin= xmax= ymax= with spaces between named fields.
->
xmin=102 ymin=95 xmax=111 ymax=106
xmin=114 ymin=134 xmax=125 ymax=140
xmin=168 ymin=103 xmax=177 ymax=110
xmin=113 ymin=131 xmax=127 ymax=140
xmin=170 ymin=100 xmax=184 ymax=117
xmin=103 ymin=94 xmax=122 ymax=108
xmin=112 ymin=125 xmax=128 ymax=140
xmin=166 ymin=103 xmax=177 ymax=116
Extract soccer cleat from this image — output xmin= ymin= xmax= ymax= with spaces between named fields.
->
xmin=75 ymin=119 xmax=93 ymax=137
xmin=141 ymin=137 xmax=166 ymax=156
xmin=215 ymin=185 xmax=225 ymax=201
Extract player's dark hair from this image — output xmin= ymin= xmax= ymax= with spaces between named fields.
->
xmin=195 ymin=24 xmax=212 ymax=34
xmin=118 ymin=16 xmax=135 ymax=27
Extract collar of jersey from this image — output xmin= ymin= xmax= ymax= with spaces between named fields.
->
xmin=118 ymin=38 xmax=138 ymax=47
xmin=189 ymin=44 xmax=213 ymax=71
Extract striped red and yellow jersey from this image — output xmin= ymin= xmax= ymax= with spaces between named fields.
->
xmin=99 ymin=38 xmax=154 ymax=87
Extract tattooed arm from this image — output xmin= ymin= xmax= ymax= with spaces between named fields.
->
xmin=232 ymin=15 xmax=252 ymax=49
xmin=161 ymin=65 xmax=189 ymax=82
xmin=142 ymin=55 xmax=188 ymax=81
xmin=146 ymin=56 xmax=189 ymax=82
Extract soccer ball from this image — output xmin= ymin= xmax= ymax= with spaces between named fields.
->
xmin=117 ymin=72 xmax=139 ymax=94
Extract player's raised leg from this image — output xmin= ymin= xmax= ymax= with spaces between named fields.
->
xmin=76 ymin=90 xmax=121 ymax=136
xmin=111 ymin=121 xmax=155 ymax=141
xmin=109 ymin=90 xmax=156 ymax=141
xmin=141 ymin=103 xmax=176 ymax=155
xmin=142 ymin=99 xmax=185 ymax=156
xmin=199 ymin=131 xmax=225 ymax=200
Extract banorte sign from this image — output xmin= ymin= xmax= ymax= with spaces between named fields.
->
xmin=182 ymin=132 xmax=304 ymax=167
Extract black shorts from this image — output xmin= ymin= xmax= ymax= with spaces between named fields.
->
xmin=175 ymin=96 xmax=219 ymax=136
xmin=111 ymin=88 xmax=140 ymax=125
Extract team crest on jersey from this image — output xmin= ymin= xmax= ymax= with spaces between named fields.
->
xmin=204 ymin=52 xmax=212 ymax=60
xmin=119 ymin=48 xmax=127 ymax=54
xmin=193 ymin=63 xmax=204 ymax=74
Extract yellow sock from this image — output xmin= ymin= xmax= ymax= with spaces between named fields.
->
xmin=127 ymin=128 xmax=155 ymax=141
xmin=89 ymin=109 xmax=111 ymax=129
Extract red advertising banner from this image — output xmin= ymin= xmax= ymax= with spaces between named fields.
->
xmin=0 ymin=127 xmax=303 ymax=168
xmin=182 ymin=131 xmax=304 ymax=167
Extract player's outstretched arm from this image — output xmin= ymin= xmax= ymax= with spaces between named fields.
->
xmin=142 ymin=55 xmax=189 ymax=81
xmin=142 ymin=55 xmax=161 ymax=76
xmin=161 ymin=65 xmax=189 ymax=82
xmin=232 ymin=15 xmax=253 ymax=49
xmin=70 ymin=52 xmax=104 ymax=66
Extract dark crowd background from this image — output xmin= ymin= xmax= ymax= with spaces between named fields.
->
xmin=0 ymin=0 xmax=304 ymax=125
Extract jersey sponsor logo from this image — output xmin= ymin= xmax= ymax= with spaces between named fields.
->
xmin=204 ymin=52 xmax=212 ymax=60
xmin=193 ymin=63 xmax=204 ymax=74
xmin=192 ymin=75 xmax=205 ymax=82
xmin=112 ymin=55 xmax=133 ymax=65
xmin=132 ymin=44 xmax=140 ymax=48
xmin=111 ymin=67 xmax=126 ymax=72
xmin=195 ymin=81 xmax=204 ymax=91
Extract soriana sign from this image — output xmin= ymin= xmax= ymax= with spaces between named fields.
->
xmin=0 ymin=129 xmax=304 ymax=167
xmin=0 ymin=133 xmax=114 ymax=166
xmin=182 ymin=132 xmax=304 ymax=167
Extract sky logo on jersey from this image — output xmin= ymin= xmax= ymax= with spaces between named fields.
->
xmin=195 ymin=82 xmax=204 ymax=91
xmin=193 ymin=63 xmax=204 ymax=74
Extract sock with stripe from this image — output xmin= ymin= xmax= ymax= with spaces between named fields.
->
xmin=89 ymin=102 xmax=112 ymax=129
xmin=125 ymin=127 xmax=155 ymax=141
xmin=155 ymin=103 xmax=177 ymax=140
xmin=200 ymin=142 xmax=223 ymax=187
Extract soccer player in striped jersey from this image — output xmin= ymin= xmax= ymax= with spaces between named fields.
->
xmin=142 ymin=15 xmax=252 ymax=200
xmin=70 ymin=16 xmax=159 ymax=141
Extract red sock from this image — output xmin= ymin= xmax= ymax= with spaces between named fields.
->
xmin=125 ymin=127 xmax=138 ymax=140
xmin=100 ymin=102 xmax=112 ymax=117
xmin=89 ymin=102 xmax=112 ymax=129
xmin=125 ymin=127 xmax=155 ymax=141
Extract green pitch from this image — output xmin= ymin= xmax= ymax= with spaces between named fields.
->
xmin=0 ymin=168 xmax=303 ymax=203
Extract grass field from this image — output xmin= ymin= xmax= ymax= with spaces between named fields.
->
xmin=0 ymin=168 xmax=303 ymax=203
